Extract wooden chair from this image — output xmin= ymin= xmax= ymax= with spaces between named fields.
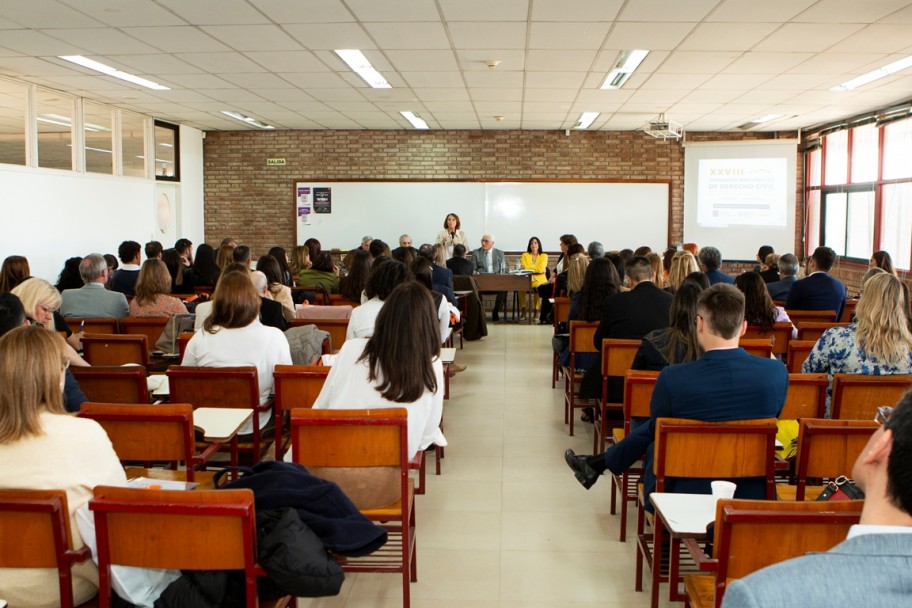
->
xmin=81 ymin=334 xmax=148 ymax=367
xmin=272 ymin=364 xmax=330 ymax=460
xmin=831 ymin=373 xmax=912 ymax=420
xmin=70 ymin=365 xmax=150 ymax=404
xmin=176 ymin=331 xmax=194 ymax=363
xmin=290 ymin=318 xmax=350 ymax=352
xmin=786 ymin=340 xmax=816 ymax=373
xmin=89 ymin=486 xmax=294 ymax=608
xmin=193 ymin=285 xmax=214 ymax=298
xmin=594 ymin=338 xmax=641 ymax=453
xmin=738 ymin=337 xmax=774 ymax=359
xmin=839 ymin=298 xmax=858 ymax=322
xmin=562 ymin=321 xmax=600 ymax=437
xmin=290 ymin=408 xmax=416 ymax=608
xmin=64 ymin=316 xmax=119 ymax=334
xmin=78 ymin=403 xmax=220 ymax=488
xmin=329 ymin=294 xmax=359 ymax=307
xmin=683 ymin=499 xmax=861 ymax=607
xmin=167 ymin=366 xmax=272 ymax=461
xmin=742 ymin=322 xmax=792 ymax=359
xmin=119 ymin=317 xmax=169 ymax=353
xmin=635 ymin=417 xmax=778 ymax=608
xmin=785 ymin=309 xmax=838 ymax=325
xmin=777 ymin=418 xmax=878 ymax=501
xmin=0 ymin=489 xmax=94 ymax=608
xmin=778 ymin=373 xmax=828 ymax=420
xmin=608 ymin=370 xmax=658 ymax=542
xmin=550 ymin=296 xmax=572 ymax=388
xmin=796 ymin=321 xmax=850 ymax=342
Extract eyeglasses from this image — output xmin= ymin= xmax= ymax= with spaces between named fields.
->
xmin=39 ymin=305 xmax=58 ymax=315
xmin=481 ymin=239 xmax=492 ymax=243
xmin=875 ymin=405 xmax=893 ymax=426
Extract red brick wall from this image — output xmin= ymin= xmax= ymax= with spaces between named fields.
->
xmin=203 ymin=129 xmax=800 ymax=259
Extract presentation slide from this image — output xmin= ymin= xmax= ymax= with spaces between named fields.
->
xmin=697 ymin=158 xmax=788 ymax=228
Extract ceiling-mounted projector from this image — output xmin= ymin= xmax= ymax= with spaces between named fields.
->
xmin=644 ymin=113 xmax=682 ymax=139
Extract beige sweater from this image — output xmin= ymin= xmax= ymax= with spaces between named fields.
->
xmin=0 ymin=412 xmax=127 ymax=608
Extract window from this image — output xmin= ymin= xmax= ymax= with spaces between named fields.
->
xmin=36 ymin=89 xmax=74 ymax=170
xmin=121 ymin=112 xmax=146 ymax=178
xmin=84 ymin=102 xmax=113 ymax=175
xmin=0 ymin=79 xmax=27 ymax=166
xmin=880 ymin=183 xmax=912 ymax=270
xmin=850 ymin=124 xmax=877 ymax=183
xmin=883 ymin=119 xmax=912 ymax=179
xmin=824 ymin=129 xmax=847 ymax=185
xmin=154 ymin=120 xmax=179 ymax=181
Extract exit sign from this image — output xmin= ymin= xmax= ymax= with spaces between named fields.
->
xmin=266 ymin=158 xmax=286 ymax=166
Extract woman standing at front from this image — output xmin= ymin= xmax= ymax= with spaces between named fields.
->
xmin=435 ymin=213 xmax=468 ymax=258
xmin=521 ymin=236 xmax=549 ymax=319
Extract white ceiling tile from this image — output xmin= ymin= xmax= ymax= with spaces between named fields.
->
xmin=668 ymin=102 xmax=724 ymax=114
xmin=753 ymin=23 xmax=866 ymax=53
xmin=363 ymin=22 xmax=451 ymax=50
xmin=825 ymin=24 xmax=912 ymax=54
xmin=523 ymin=102 xmax=573 ymax=113
xmin=156 ymin=73 xmax=234 ymax=89
xmin=447 ymin=22 xmax=527 ymax=50
xmin=878 ymin=4 xmax=912 ymax=23
xmin=186 ymin=88 xmax=266 ymax=102
xmin=277 ymin=100 xmax=331 ymax=112
xmin=149 ymin=89 xmax=215 ymax=103
xmin=429 ymin=112 xmax=479 ymax=122
xmin=721 ymin=52 xmax=815 ymax=74
xmin=249 ymin=0 xmax=355 ymax=23
xmin=762 ymin=73 xmax=833 ymax=90
xmin=245 ymin=51 xmax=328 ymax=73
xmin=235 ymin=101 xmax=297 ymax=114
xmin=699 ymin=73 xmax=771 ymax=90
xmin=532 ymin=0 xmax=625 ymax=22
xmin=570 ymin=101 xmax=623 ymax=113
xmin=627 ymin=89 xmax=687 ymax=105
xmin=678 ymin=23 xmax=781 ymax=52
xmin=618 ymin=0 xmax=718 ymax=22
xmin=603 ymin=22 xmax=695 ymax=51
xmin=104 ymin=54 xmax=203 ymax=76
xmin=422 ymin=101 xmax=474 ymax=111
xmin=469 ymin=88 xmax=522 ymax=101
xmin=199 ymin=25 xmax=304 ymax=52
xmin=786 ymin=53 xmax=889 ymax=75
xmin=412 ymin=87 xmax=471 ymax=101
xmin=0 ymin=57 xmax=80 ymax=77
xmin=60 ymin=0 xmax=185 ymax=27
xmin=679 ymin=88 xmax=743 ymax=103
xmin=657 ymin=51 xmax=741 ymax=74
xmin=31 ymin=74 xmax=118 ymax=89
xmin=521 ymin=113 xmax=568 ymax=122
xmin=707 ymin=0 xmax=815 ymax=22
xmin=640 ymin=73 xmax=711 ymax=90
xmin=457 ymin=50 xmax=525 ymax=71
xmin=439 ymin=0 xmax=529 ymax=21
xmin=320 ymin=101 xmax=379 ymax=112
xmin=0 ymin=0 xmax=103 ymax=28
xmin=0 ymin=30 xmax=90 ymax=55
xmin=174 ymin=52 xmax=264 ymax=73
xmin=526 ymin=50 xmax=597 ymax=71
xmin=732 ymin=89 xmax=796 ymax=104
xmin=360 ymin=89 xmax=422 ymax=102
xmin=0 ymin=17 xmax=22 ymax=28
xmin=307 ymin=88 xmax=370 ymax=102
xmin=793 ymin=0 xmax=912 ymax=23
xmin=154 ymin=0 xmax=271 ymax=25
xmin=473 ymin=101 xmax=522 ymax=113
xmin=119 ymin=27 xmax=230 ymax=54
xmin=42 ymin=28 xmax=160 ymax=55
xmin=217 ymin=72 xmax=296 ymax=89
xmin=283 ymin=23 xmax=375 ymax=50
xmin=525 ymin=72 xmax=586 ymax=89
xmin=345 ymin=0 xmax=441 ymax=22
xmin=386 ymin=50 xmax=458 ymax=71
xmin=243 ymin=88 xmax=314 ymax=102
xmin=526 ymin=89 xmax=582 ymax=102
xmin=402 ymin=71 xmax=464 ymax=88
xmin=463 ymin=71 xmax=524 ymax=88
xmin=529 ymin=23 xmax=610 ymax=50
xmin=574 ymin=88 xmax=634 ymax=102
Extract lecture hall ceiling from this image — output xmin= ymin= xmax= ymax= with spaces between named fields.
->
xmin=0 ymin=0 xmax=911 ymax=132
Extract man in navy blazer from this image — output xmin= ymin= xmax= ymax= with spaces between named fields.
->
xmin=566 ymin=284 xmax=787 ymax=509
xmin=766 ymin=252 xmax=799 ymax=301
xmin=785 ymin=246 xmax=847 ymax=320
xmin=698 ymin=246 xmax=735 ymax=285
xmin=722 ymin=391 xmax=912 ymax=607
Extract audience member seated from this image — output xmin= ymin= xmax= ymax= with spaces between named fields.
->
xmin=256 ymin=255 xmax=295 ymax=321
xmin=766 ymin=252 xmax=799 ymax=301
xmin=12 ymin=277 xmax=87 ymax=368
xmin=399 ymin=234 xmax=417 ymax=252
xmin=391 ymin=245 xmax=417 ymax=267
xmin=419 ymin=243 xmax=457 ymax=306
xmin=289 ymin=245 xmax=312 ymax=283
xmin=632 ymin=281 xmax=704 ymax=371
xmin=221 ymin=236 xmax=238 ymax=248
xmin=128 ymin=259 xmax=189 ymax=318
xmin=215 ymin=243 xmax=235 ymax=273
xmin=268 ymin=246 xmax=294 ymax=287
xmin=0 ymin=325 xmax=126 ymax=606
xmin=192 ymin=243 xmax=220 ymax=287
xmin=565 ymin=284 xmax=787 ymax=507
xmin=870 ymin=250 xmax=898 ymax=277
xmin=722 ymin=391 xmax=912 ymax=607
xmin=183 ymin=268 xmax=291 ymax=435
xmin=231 ymin=244 xmax=253 ymax=269
xmin=753 ymin=245 xmax=779 ymax=283
xmin=369 ymin=238 xmax=392 ymax=260
xmin=735 ymin=271 xmax=795 ymax=338
xmin=537 ymin=234 xmax=578 ymax=324
xmin=803 ymin=273 xmax=912 ymax=415
xmin=299 ymin=252 xmax=340 ymax=294
xmin=555 ymin=258 xmax=620 ymax=372
xmin=102 ymin=254 xmax=118 ymax=290
xmin=786 ymin=246 xmax=848 ymax=319
xmin=412 ymin=257 xmax=455 ymax=344
xmin=565 ymin=243 xmax=589 ymax=296
xmin=685 ymin=271 xmax=711 ymax=290
xmin=175 ymin=237 xmax=194 ymax=268
xmin=250 ymin=269 xmax=290 ymax=332
xmin=60 ymin=254 xmax=129 ymax=319
xmin=347 ymin=258 xmax=411 ymax=340
xmin=666 ymin=250 xmax=700 ymax=294
xmin=647 ymin=252 xmax=666 ymax=289
xmin=110 ymin=240 xmax=142 ymax=295
xmin=446 ymin=243 xmax=474 ymax=277
xmin=162 ymin=248 xmax=199 ymax=296
xmin=698 ymin=246 xmax=735 ymax=285
xmin=340 ymin=249 xmax=372 ymax=303
xmin=144 ymin=240 xmax=163 ymax=260
xmin=0 ymin=254 xmax=30 ymax=293
xmin=54 ymin=256 xmax=84 ymax=293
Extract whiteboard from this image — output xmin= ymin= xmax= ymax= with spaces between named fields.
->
xmin=295 ymin=181 xmax=669 ymax=252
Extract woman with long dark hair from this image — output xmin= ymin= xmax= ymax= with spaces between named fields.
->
xmin=556 ymin=258 xmax=621 ymax=370
xmin=0 ymin=255 xmax=30 ymax=292
xmin=55 ymin=257 xmax=84 ymax=292
xmin=735 ymin=271 xmax=792 ymax=334
xmin=268 ymin=246 xmax=294 ymax=286
xmin=256 ymin=255 xmax=295 ymax=321
xmin=193 ymin=243 xmax=220 ymax=287
xmin=341 ymin=248 xmax=372 ymax=303
xmin=632 ymin=282 xmax=705 ymax=370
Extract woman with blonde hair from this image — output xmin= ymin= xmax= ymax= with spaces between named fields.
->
xmin=647 ymin=252 xmax=665 ymax=289
xmin=12 ymin=277 xmax=87 ymax=367
xmin=0 ymin=325 xmax=126 ymax=606
xmin=666 ymin=250 xmax=700 ymax=293
xmin=566 ymin=243 xmax=589 ymax=296
xmin=289 ymin=245 xmax=311 ymax=282
xmin=215 ymin=244 xmax=236 ymax=274
xmin=804 ymin=273 xmax=912 ymax=415
xmin=129 ymin=259 xmax=189 ymax=317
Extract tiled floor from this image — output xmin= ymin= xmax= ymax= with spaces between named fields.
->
xmin=299 ymin=322 xmax=667 ymax=607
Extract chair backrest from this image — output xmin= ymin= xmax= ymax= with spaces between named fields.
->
xmin=81 ymin=333 xmax=148 ymax=367
xmin=654 ymin=418 xmax=778 ymax=499
xmin=289 ymin=408 xmax=408 ymax=512
xmin=552 ymin=297 xmax=571 ymax=332
xmin=796 ymin=321 xmax=850 ymax=342
xmin=600 ymin=338 xmax=642 ymax=404
xmin=742 ymin=322 xmax=792 ymax=357
xmin=710 ymin=499 xmax=861 ymax=606
xmin=831 ymin=374 xmax=912 ymax=420
xmin=119 ymin=317 xmax=169 ymax=353
xmin=65 ymin=317 xmax=119 ymax=334
xmin=166 ymin=366 xmax=260 ymax=410
xmin=623 ymin=370 xmax=659 ymax=434
xmin=738 ymin=338 xmax=774 ymax=359
xmin=290 ymin=317 xmax=350 ymax=352
xmin=70 ymin=365 xmax=150 ymax=404
xmin=567 ymin=320 xmax=599 ymax=359
xmin=273 ymin=364 xmax=331 ymax=458
xmin=793 ymin=418 xmax=879 ymax=500
xmin=0 ymin=489 xmax=83 ymax=608
xmin=176 ymin=331 xmax=194 ymax=363
xmin=786 ymin=340 xmax=816 ymax=373
xmin=329 ymin=294 xmax=359 ymax=307
xmin=785 ymin=309 xmax=838 ymax=325
xmin=89 ymin=486 xmax=261 ymax=607
xmin=839 ymin=299 xmax=858 ymax=323
xmin=779 ymin=373 xmax=829 ymax=420
xmin=78 ymin=403 xmax=198 ymax=480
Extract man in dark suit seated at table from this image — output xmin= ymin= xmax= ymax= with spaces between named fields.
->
xmin=766 ymin=252 xmax=799 ymax=301
xmin=722 ymin=392 xmax=912 ymax=608
xmin=785 ymin=246 xmax=847 ymax=320
xmin=471 ymin=234 xmax=508 ymax=322
xmin=565 ymin=284 xmax=787 ymax=509
xmin=447 ymin=244 xmax=474 ymax=276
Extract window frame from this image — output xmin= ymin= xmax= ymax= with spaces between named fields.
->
xmin=153 ymin=120 xmax=180 ymax=182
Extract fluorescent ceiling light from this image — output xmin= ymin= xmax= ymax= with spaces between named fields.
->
xmin=36 ymin=116 xmax=72 ymax=128
xmin=601 ymin=49 xmax=649 ymax=90
xmin=831 ymin=54 xmax=912 ymax=91
xmin=58 ymin=55 xmax=170 ymax=91
xmin=400 ymin=111 xmax=429 ymax=129
xmin=335 ymin=49 xmax=392 ymax=89
xmin=751 ymin=114 xmax=784 ymax=124
xmin=575 ymin=112 xmax=599 ymax=129
xmin=220 ymin=111 xmax=275 ymax=130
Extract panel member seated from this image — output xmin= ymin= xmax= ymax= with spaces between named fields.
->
xmin=472 ymin=234 xmax=507 ymax=322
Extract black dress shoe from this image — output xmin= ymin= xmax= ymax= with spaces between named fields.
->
xmin=564 ymin=449 xmax=600 ymax=489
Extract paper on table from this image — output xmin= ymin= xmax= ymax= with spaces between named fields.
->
xmin=146 ymin=375 xmax=170 ymax=396
xmin=321 ymin=354 xmax=336 ymax=366
xmin=127 ymin=476 xmax=198 ymax=491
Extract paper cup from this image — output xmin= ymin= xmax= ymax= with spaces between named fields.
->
xmin=711 ymin=480 xmax=737 ymax=500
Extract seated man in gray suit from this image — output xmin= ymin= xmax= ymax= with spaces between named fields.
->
xmin=722 ymin=392 xmax=912 ymax=607
xmin=472 ymin=234 xmax=507 ymax=322
xmin=60 ymin=253 xmax=130 ymax=319
xmin=766 ymin=252 xmax=799 ymax=301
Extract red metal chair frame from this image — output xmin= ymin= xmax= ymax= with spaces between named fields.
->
xmin=550 ymin=296 xmax=571 ymax=388
xmin=272 ymin=364 xmax=330 ymax=460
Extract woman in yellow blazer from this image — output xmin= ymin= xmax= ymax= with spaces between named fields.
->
xmin=520 ymin=236 xmax=549 ymax=319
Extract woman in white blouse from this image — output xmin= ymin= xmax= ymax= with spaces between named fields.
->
xmin=435 ymin=212 xmax=468 ymax=258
